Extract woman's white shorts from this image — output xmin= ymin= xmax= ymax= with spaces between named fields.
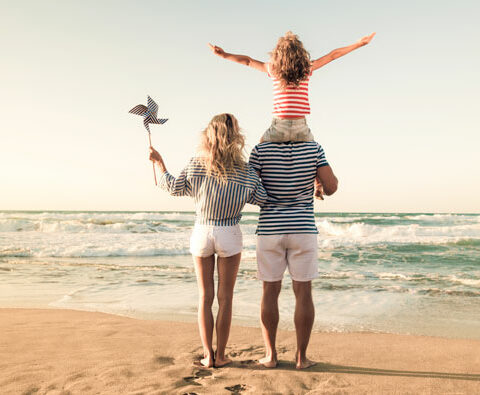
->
xmin=190 ymin=224 xmax=243 ymax=258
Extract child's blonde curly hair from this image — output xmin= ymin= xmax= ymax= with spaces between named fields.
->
xmin=199 ymin=113 xmax=246 ymax=182
xmin=269 ymin=31 xmax=311 ymax=89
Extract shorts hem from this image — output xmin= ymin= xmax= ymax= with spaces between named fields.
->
xmin=290 ymin=274 xmax=318 ymax=282
xmin=190 ymin=250 xmax=214 ymax=258
xmin=257 ymin=273 xmax=284 ymax=282
xmin=216 ymin=248 xmax=243 ymax=258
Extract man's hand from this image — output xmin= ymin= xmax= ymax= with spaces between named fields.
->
xmin=357 ymin=32 xmax=376 ymax=47
xmin=208 ymin=43 xmax=225 ymax=57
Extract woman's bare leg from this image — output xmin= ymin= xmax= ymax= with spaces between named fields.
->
xmin=215 ymin=253 xmax=241 ymax=367
xmin=193 ymin=255 xmax=215 ymax=367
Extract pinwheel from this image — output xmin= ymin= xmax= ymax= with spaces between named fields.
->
xmin=129 ymin=96 xmax=168 ymax=185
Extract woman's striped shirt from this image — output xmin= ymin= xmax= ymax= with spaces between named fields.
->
xmin=267 ymin=63 xmax=312 ymax=119
xmin=248 ymin=142 xmax=329 ymax=234
xmin=159 ymin=158 xmax=268 ymax=226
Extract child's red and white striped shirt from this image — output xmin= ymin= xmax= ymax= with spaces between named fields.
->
xmin=267 ymin=63 xmax=312 ymax=119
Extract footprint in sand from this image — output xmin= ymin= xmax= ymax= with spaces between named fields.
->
xmin=240 ymin=359 xmax=256 ymax=365
xmin=182 ymin=369 xmax=213 ymax=386
xmin=225 ymin=383 xmax=248 ymax=393
xmin=153 ymin=355 xmax=174 ymax=366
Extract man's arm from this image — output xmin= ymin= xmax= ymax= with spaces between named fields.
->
xmin=311 ymin=32 xmax=375 ymax=71
xmin=316 ymin=165 xmax=338 ymax=196
xmin=208 ymin=43 xmax=268 ymax=72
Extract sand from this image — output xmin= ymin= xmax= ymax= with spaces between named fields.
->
xmin=1 ymin=308 xmax=479 ymax=394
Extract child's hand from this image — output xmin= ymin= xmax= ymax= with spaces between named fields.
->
xmin=149 ymin=146 xmax=162 ymax=163
xmin=208 ymin=43 xmax=225 ymax=57
xmin=358 ymin=32 xmax=376 ymax=46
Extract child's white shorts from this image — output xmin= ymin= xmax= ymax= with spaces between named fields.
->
xmin=256 ymin=233 xmax=318 ymax=282
xmin=261 ymin=117 xmax=315 ymax=143
xmin=190 ymin=224 xmax=243 ymax=258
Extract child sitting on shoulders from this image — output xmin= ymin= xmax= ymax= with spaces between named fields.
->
xmin=208 ymin=31 xmax=375 ymax=198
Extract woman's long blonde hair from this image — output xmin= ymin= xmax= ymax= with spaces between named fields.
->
xmin=199 ymin=113 xmax=246 ymax=181
xmin=269 ymin=31 xmax=311 ymax=89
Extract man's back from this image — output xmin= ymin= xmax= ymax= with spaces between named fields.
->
xmin=249 ymin=141 xmax=329 ymax=235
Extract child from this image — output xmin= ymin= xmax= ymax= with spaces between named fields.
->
xmin=208 ymin=31 xmax=375 ymax=198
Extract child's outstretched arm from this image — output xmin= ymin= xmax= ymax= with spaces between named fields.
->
xmin=208 ymin=43 xmax=268 ymax=72
xmin=311 ymin=32 xmax=376 ymax=71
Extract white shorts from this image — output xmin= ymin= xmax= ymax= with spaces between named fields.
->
xmin=190 ymin=224 xmax=243 ymax=258
xmin=257 ymin=234 xmax=318 ymax=282
xmin=261 ymin=118 xmax=315 ymax=143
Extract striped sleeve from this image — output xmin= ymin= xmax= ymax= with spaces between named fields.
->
xmin=248 ymin=146 xmax=261 ymax=172
xmin=317 ymin=144 xmax=329 ymax=168
xmin=246 ymin=169 xmax=268 ymax=207
xmin=159 ymin=162 xmax=193 ymax=197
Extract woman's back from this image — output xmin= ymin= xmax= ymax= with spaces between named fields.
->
xmin=160 ymin=157 xmax=266 ymax=225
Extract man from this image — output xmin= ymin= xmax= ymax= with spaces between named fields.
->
xmin=249 ymin=140 xmax=338 ymax=369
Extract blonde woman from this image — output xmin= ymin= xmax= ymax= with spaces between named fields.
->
xmin=149 ymin=113 xmax=267 ymax=368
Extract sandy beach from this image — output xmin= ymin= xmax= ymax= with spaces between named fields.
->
xmin=1 ymin=308 xmax=479 ymax=394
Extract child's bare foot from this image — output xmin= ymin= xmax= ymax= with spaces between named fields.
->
xmin=214 ymin=356 xmax=232 ymax=367
xmin=259 ymin=354 xmax=278 ymax=368
xmin=296 ymin=356 xmax=316 ymax=369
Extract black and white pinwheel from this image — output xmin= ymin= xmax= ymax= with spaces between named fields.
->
xmin=129 ymin=95 xmax=168 ymax=134
xmin=129 ymin=96 xmax=168 ymax=185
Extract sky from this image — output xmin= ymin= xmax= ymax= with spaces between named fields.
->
xmin=1 ymin=0 xmax=479 ymax=213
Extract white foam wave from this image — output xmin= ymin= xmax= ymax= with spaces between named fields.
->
xmin=316 ymin=219 xmax=480 ymax=247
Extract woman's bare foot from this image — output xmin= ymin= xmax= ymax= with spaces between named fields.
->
xmin=214 ymin=356 xmax=232 ymax=368
xmin=199 ymin=354 xmax=214 ymax=368
xmin=259 ymin=354 xmax=278 ymax=368
xmin=296 ymin=356 xmax=316 ymax=369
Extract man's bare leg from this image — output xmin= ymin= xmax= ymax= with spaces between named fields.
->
xmin=193 ymin=255 xmax=215 ymax=367
xmin=292 ymin=280 xmax=316 ymax=369
xmin=259 ymin=280 xmax=282 ymax=368
xmin=215 ymin=253 xmax=241 ymax=367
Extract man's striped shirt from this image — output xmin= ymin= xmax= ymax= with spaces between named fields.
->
xmin=159 ymin=157 xmax=267 ymax=226
xmin=248 ymin=142 xmax=329 ymax=234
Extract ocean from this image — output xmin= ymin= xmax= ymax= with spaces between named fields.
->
xmin=1 ymin=211 xmax=479 ymax=339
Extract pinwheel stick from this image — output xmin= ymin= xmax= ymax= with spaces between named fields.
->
xmin=148 ymin=132 xmax=157 ymax=185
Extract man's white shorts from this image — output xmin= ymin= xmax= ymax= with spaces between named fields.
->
xmin=190 ymin=224 xmax=243 ymax=258
xmin=257 ymin=233 xmax=318 ymax=282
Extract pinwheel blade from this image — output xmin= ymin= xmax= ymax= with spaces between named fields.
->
xmin=143 ymin=118 xmax=151 ymax=133
xmin=129 ymin=104 xmax=148 ymax=115
xmin=147 ymin=96 xmax=159 ymax=118
xmin=151 ymin=118 xmax=168 ymax=125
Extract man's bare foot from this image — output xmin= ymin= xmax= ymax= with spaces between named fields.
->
xmin=259 ymin=355 xmax=278 ymax=368
xmin=199 ymin=354 xmax=214 ymax=368
xmin=214 ymin=356 xmax=232 ymax=368
xmin=296 ymin=356 xmax=316 ymax=369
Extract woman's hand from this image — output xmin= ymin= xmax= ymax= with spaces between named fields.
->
xmin=149 ymin=146 xmax=167 ymax=173
xmin=314 ymin=178 xmax=325 ymax=200
xmin=208 ymin=43 xmax=225 ymax=57
xmin=357 ymin=32 xmax=376 ymax=47
xmin=149 ymin=146 xmax=161 ymax=163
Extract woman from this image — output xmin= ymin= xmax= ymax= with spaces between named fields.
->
xmin=149 ymin=113 xmax=267 ymax=368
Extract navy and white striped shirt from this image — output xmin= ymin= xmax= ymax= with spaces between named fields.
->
xmin=249 ymin=142 xmax=329 ymax=235
xmin=159 ymin=157 xmax=268 ymax=226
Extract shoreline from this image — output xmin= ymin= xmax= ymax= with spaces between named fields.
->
xmin=2 ymin=308 xmax=480 ymax=394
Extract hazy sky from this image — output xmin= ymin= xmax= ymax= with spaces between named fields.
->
xmin=1 ymin=0 xmax=479 ymax=212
